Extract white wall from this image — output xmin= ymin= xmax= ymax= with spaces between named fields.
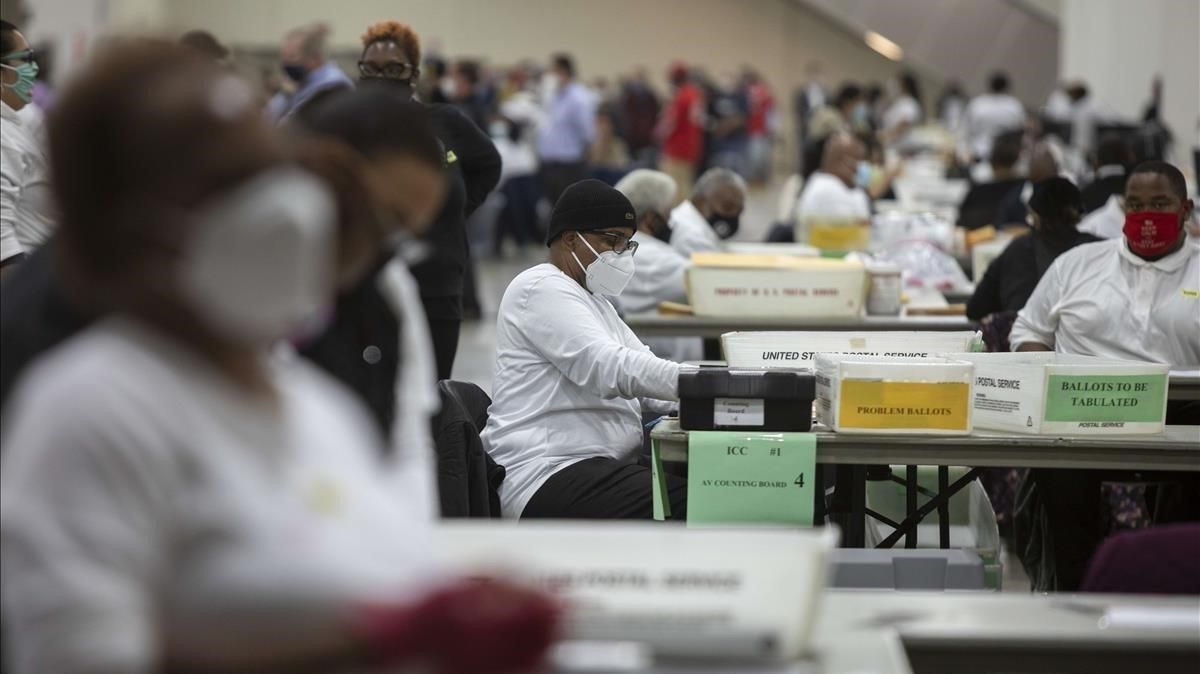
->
xmin=1061 ymin=0 xmax=1200 ymax=164
xmin=161 ymin=0 xmax=919 ymax=152
xmin=162 ymin=0 xmax=908 ymax=91
xmin=802 ymin=0 xmax=1060 ymax=105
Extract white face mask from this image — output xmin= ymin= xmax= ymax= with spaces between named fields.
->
xmin=571 ymin=233 xmax=635 ymax=297
xmin=179 ymin=168 xmax=337 ymax=346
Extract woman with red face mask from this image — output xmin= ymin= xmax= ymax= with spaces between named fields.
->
xmin=1007 ymin=160 xmax=1199 ymax=593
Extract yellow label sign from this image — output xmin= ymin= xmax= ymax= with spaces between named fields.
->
xmin=1182 ymin=289 xmax=1199 ymax=299
xmin=838 ymin=380 xmax=970 ymax=430
xmin=809 ymin=224 xmax=870 ymax=252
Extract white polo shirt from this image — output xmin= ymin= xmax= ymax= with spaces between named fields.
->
xmin=1 ymin=101 xmax=55 ymax=262
xmin=1010 ymin=239 xmax=1200 ymax=367
xmin=1 ymin=319 xmax=437 ymax=674
xmin=669 ymin=199 xmax=722 ymax=258
xmin=481 ymin=264 xmax=681 ymax=518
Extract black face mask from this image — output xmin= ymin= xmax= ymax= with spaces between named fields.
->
xmin=647 ymin=213 xmax=672 ymax=243
xmin=282 ymin=63 xmax=309 ymax=83
xmin=708 ymin=212 xmax=741 ymax=239
xmin=358 ymin=76 xmax=415 ymax=101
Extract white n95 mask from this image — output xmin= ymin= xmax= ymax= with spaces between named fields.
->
xmin=179 ymin=167 xmax=337 ymax=345
xmin=572 ymin=234 xmax=636 ymax=297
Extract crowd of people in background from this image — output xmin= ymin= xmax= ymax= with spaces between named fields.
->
xmin=0 ymin=12 xmax=1197 ymax=669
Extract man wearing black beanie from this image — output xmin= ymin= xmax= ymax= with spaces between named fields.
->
xmin=481 ymin=180 xmax=688 ymax=519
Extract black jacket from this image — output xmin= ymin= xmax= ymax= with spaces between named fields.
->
xmin=410 ymin=104 xmax=501 ymax=319
xmin=966 ymin=230 xmax=1101 ymax=320
xmin=432 ymin=380 xmax=505 ymax=517
xmin=0 ymin=244 xmax=93 ymax=412
xmin=298 ymin=254 xmax=400 ymax=438
xmin=957 ymin=178 xmax=1026 ymax=230
xmin=1081 ymin=171 xmax=1126 ymax=214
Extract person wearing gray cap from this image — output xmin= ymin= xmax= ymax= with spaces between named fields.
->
xmin=481 ymin=179 xmax=687 ymax=520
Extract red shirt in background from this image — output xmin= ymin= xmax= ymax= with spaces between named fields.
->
xmin=660 ymin=83 xmax=705 ymax=163
xmin=746 ymin=82 xmax=774 ymax=137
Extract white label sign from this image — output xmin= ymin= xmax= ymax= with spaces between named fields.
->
xmin=713 ymin=398 xmax=765 ymax=426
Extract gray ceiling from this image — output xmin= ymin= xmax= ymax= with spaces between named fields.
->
xmin=796 ymin=0 xmax=1060 ymax=105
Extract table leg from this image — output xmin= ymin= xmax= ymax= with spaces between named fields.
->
xmin=847 ymin=465 xmax=867 ymax=547
xmin=906 ymin=465 xmax=918 ymax=549
xmin=938 ymin=466 xmax=951 ymax=549
xmin=813 ymin=463 xmax=826 ymax=526
xmin=877 ymin=468 xmax=983 ymax=549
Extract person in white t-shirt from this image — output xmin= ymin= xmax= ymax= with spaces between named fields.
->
xmin=1 ymin=42 xmax=557 ymax=674
xmin=795 ymin=132 xmax=871 ymax=238
xmin=482 ymin=179 xmax=684 ymax=519
xmin=668 ymin=167 xmax=746 ymax=257
xmin=1 ymin=21 xmax=54 ymax=273
xmin=614 ymin=169 xmax=702 ymax=362
xmin=961 ymin=72 xmax=1026 ymax=162
xmin=880 ymin=71 xmax=923 ymax=147
xmin=1010 ymin=160 xmax=1200 ymax=592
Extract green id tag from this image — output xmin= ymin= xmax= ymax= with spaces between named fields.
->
xmin=686 ymin=431 xmax=817 ymax=526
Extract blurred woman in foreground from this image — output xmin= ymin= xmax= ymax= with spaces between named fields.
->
xmin=0 ymin=41 xmax=556 ymax=674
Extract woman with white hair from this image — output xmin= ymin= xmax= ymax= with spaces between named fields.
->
xmin=614 ymin=169 xmax=702 ymax=362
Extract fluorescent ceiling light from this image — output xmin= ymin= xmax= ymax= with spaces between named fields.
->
xmin=864 ymin=30 xmax=903 ymax=61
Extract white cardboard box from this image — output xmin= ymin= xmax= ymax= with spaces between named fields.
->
xmin=434 ymin=522 xmax=838 ymax=661
xmin=686 ymin=253 xmax=867 ymax=318
xmin=815 ymin=354 xmax=974 ymax=435
xmin=722 ymin=330 xmax=982 ymax=369
xmin=725 ymin=242 xmax=819 ymax=257
xmin=946 ymin=352 xmax=1170 ymax=434
xmin=970 ymin=236 xmax=1014 ymax=283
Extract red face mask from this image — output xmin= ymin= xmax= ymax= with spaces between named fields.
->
xmin=1123 ymin=210 xmax=1182 ymax=257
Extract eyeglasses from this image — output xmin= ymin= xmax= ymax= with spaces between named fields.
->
xmin=357 ymin=61 xmax=414 ymax=79
xmin=588 ymin=231 xmax=639 ymax=255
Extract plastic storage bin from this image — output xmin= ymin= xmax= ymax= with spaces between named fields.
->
xmin=721 ymin=330 xmax=982 ymax=369
xmin=815 ymin=354 xmax=974 ymax=435
xmin=949 ymin=352 xmax=1170 ymax=435
xmin=678 ymin=368 xmax=816 ymax=432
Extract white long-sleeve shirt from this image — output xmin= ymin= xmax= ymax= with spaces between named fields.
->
xmin=616 ymin=232 xmax=702 ymax=362
xmin=377 ymin=258 xmax=442 ymax=522
xmin=1 ymin=101 xmax=54 ymax=262
xmin=1077 ymin=194 xmax=1125 ymax=239
xmin=669 ymin=199 xmax=722 ymax=258
xmin=1010 ymin=239 xmax=1200 ymax=367
xmin=961 ymin=93 xmax=1025 ymax=160
xmin=481 ymin=263 xmax=681 ymax=518
xmin=618 ymin=232 xmax=689 ymax=314
xmin=1 ymin=319 xmax=437 ymax=674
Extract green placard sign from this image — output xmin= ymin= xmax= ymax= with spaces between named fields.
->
xmin=685 ymin=431 xmax=816 ymax=526
xmin=1043 ymin=374 xmax=1167 ymax=423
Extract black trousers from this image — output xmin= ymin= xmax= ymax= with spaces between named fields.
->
xmin=1020 ymin=401 xmax=1200 ymax=591
xmin=426 ymin=318 xmax=461 ymax=381
xmin=539 ymin=161 xmax=589 ymax=208
xmin=523 ymin=455 xmax=688 ymax=519
xmin=1022 ymin=469 xmax=1200 ymax=590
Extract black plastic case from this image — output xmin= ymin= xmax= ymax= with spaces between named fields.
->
xmin=678 ymin=368 xmax=816 ymax=432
